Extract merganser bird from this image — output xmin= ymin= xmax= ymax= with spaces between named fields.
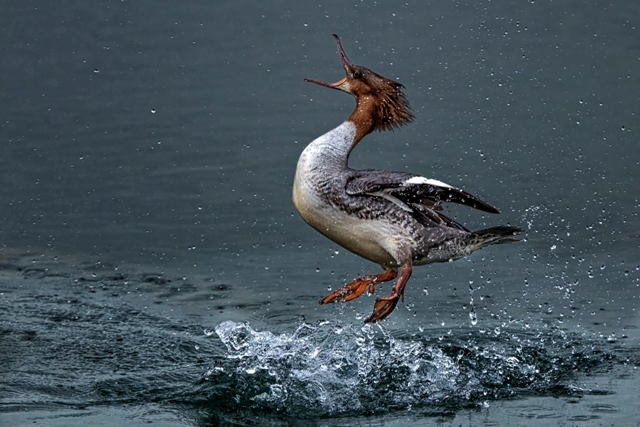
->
xmin=293 ymin=34 xmax=523 ymax=323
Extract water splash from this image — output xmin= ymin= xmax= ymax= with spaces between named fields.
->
xmin=198 ymin=320 xmax=619 ymax=418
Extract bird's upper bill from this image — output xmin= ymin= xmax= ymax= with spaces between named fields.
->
xmin=304 ymin=34 xmax=353 ymax=93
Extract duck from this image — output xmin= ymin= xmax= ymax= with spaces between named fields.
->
xmin=293 ymin=34 xmax=523 ymax=323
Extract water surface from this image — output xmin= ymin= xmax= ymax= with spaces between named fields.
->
xmin=1 ymin=1 xmax=639 ymax=426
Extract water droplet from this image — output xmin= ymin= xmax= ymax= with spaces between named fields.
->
xmin=469 ymin=310 xmax=478 ymax=326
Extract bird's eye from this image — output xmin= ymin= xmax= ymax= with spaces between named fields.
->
xmin=353 ymin=70 xmax=362 ymax=79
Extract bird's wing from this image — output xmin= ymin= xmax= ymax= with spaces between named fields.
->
xmin=345 ymin=169 xmax=500 ymax=214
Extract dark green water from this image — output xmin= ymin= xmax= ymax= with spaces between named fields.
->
xmin=1 ymin=1 xmax=639 ymax=426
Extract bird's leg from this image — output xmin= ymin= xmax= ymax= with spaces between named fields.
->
xmin=319 ymin=269 xmax=398 ymax=305
xmin=365 ymin=263 xmax=412 ymax=323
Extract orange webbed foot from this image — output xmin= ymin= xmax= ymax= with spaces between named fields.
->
xmin=364 ymin=295 xmax=400 ymax=323
xmin=363 ymin=263 xmax=412 ymax=323
xmin=319 ymin=269 xmax=397 ymax=305
xmin=319 ymin=277 xmax=370 ymax=304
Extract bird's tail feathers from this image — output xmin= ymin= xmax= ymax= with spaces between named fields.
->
xmin=471 ymin=225 xmax=524 ymax=246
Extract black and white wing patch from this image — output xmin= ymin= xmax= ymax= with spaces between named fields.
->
xmin=345 ymin=170 xmax=500 ymax=214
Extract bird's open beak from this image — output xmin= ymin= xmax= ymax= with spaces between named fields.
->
xmin=304 ymin=34 xmax=352 ymax=93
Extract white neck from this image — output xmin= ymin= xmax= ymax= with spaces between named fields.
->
xmin=293 ymin=121 xmax=357 ymax=226
xmin=299 ymin=121 xmax=356 ymax=170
